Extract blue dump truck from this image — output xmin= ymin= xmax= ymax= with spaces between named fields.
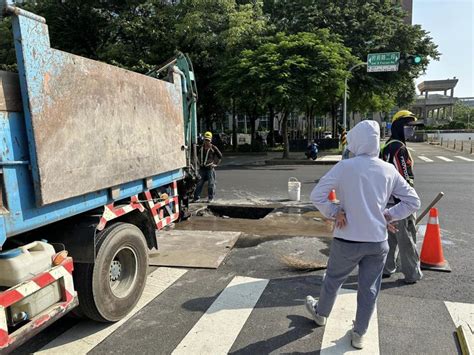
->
xmin=0 ymin=2 xmax=198 ymax=351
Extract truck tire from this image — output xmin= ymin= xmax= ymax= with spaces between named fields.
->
xmin=74 ymin=223 xmax=148 ymax=322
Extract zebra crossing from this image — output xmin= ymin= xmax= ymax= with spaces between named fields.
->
xmin=406 ymin=144 xmax=474 ymax=163
xmin=415 ymin=155 xmax=474 ymax=163
xmin=36 ymin=268 xmax=188 ymax=354
xmin=31 ymin=267 xmax=473 ymax=355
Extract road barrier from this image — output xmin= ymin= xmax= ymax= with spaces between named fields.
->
xmin=439 ymin=138 xmax=473 ymax=154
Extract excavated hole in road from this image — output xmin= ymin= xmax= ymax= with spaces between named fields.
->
xmin=206 ymin=205 xmax=274 ymax=219
xmin=178 ymin=204 xmax=333 ymax=248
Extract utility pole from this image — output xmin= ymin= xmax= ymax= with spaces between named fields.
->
xmin=343 ymin=62 xmax=367 ymax=132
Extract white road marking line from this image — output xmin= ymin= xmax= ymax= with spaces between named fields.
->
xmin=407 ymin=147 xmax=415 ymax=152
xmin=321 ymin=288 xmax=379 ymax=355
xmin=172 ymin=276 xmax=269 ymax=355
xmin=445 ymin=301 xmax=474 ymax=350
xmin=454 ymin=156 xmax=474 ymax=162
xmin=319 ymin=155 xmax=342 ymax=161
xmin=436 ymin=156 xmax=454 ymax=162
xmin=36 ymin=267 xmax=187 ymax=354
xmin=418 ymin=156 xmax=434 ymax=162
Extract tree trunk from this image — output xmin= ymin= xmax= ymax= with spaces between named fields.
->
xmin=232 ymin=99 xmax=237 ymax=152
xmin=308 ymin=103 xmax=315 ymax=141
xmin=250 ymin=116 xmax=256 ymax=150
xmin=331 ymin=104 xmax=337 ymax=138
xmin=305 ymin=104 xmax=310 ymax=140
xmin=282 ymin=111 xmax=290 ymax=159
xmin=268 ymin=104 xmax=275 ymax=147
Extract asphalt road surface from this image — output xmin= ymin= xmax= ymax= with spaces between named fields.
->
xmin=15 ymin=142 xmax=473 ymax=354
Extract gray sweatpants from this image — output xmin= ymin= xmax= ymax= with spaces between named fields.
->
xmin=316 ymin=238 xmax=389 ymax=335
xmin=383 ymin=215 xmax=423 ymax=283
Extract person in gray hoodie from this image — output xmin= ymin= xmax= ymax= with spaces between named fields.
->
xmin=305 ymin=120 xmax=420 ymax=349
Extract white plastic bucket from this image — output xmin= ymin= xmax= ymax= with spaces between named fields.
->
xmin=288 ymin=177 xmax=301 ymax=201
xmin=0 ymin=241 xmax=56 ymax=287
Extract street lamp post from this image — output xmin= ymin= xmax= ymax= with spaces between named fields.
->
xmin=343 ymin=62 xmax=367 ymax=132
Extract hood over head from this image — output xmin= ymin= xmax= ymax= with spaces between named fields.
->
xmin=347 ymin=120 xmax=380 ymax=157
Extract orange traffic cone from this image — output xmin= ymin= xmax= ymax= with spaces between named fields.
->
xmin=328 ymin=189 xmax=337 ymax=203
xmin=420 ymin=208 xmax=451 ymax=272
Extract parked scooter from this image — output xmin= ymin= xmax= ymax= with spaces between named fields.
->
xmin=305 ymin=141 xmax=319 ymax=160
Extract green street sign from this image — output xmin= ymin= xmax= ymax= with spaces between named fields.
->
xmin=367 ymin=52 xmax=400 ymax=72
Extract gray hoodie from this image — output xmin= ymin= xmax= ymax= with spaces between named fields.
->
xmin=310 ymin=120 xmax=420 ymax=242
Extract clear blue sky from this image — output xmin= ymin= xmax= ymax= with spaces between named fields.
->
xmin=413 ymin=0 xmax=473 ymax=97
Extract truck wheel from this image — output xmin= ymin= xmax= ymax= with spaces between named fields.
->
xmin=74 ymin=223 xmax=148 ymax=322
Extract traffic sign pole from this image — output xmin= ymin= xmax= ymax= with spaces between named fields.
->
xmin=342 ymin=52 xmax=400 ymax=148
xmin=343 ymin=62 xmax=367 ymax=136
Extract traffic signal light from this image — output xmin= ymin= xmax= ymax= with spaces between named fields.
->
xmin=399 ymin=54 xmax=423 ymax=66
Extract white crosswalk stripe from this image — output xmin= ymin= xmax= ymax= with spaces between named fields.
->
xmin=36 ymin=268 xmax=187 ymax=354
xmin=454 ymin=155 xmax=474 ymax=162
xmin=172 ymin=276 xmax=269 ymax=355
xmin=436 ymin=156 xmax=454 ymax=162
xmin=321 ymin=288 xmax=380 ymax=354
xmin=445 ymin=301 xmax=474 ymax=330
xmin=26 ymin=270 xmax=474 ymax=355
xmin=445 ymin=301 xmax=474 ymax=351
xmin=417 ymin=155 xmax=434 ymax=162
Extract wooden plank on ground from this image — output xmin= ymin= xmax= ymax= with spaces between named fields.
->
xmin=149 ymin=230 xmax=242 ymax=269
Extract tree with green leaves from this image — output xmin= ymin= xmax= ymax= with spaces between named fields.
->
xmin=217 ymin=0 xmax=271 ymax=150
xmin=222 ymin=31 xmax=355 ymax=158
xmin=1 ymin=0 xmax=178 ymax=72
xmin=0 ymin=0 xmax=442 ymax=149
xmin=453 ymin=101 xmax=474 ymax=128
xmin=173 ymin=0 xmax=237 ymax=131
xmin=265 ymin=0 xmax=440 ymax=127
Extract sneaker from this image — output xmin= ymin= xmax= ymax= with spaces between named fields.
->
xmin=207 ymin=198 xmax=214 ymax=203
xmin=192 ymin=197 xmax=201 ymax=203
xmin=351 ymin=328 xmax=365 ymax=349
xmin=305 ymin=296 xmax=327 ymax=326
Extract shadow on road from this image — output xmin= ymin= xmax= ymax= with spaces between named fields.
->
xmin=229 ymin=315 xmax=318 ymax=355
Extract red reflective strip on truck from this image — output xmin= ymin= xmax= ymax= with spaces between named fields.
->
xmin=62 ymin=259 xmax=74 ymax=274
xmin=0 ymin=329 xmax=9 ymax=348
xmin=131 ymin=196 xmax=145 ymax=212
xmin=63 ymin=288 xmax=74 ymax=303
xmin=0 ymin=290 xmax=23 ymax=308
xmin=34 ymin=314 xmax=51 ymax=327
xmin=32 ymin=272 xmax=56 ymax=288
xmin=114 ymin=208 xmax=126 ymax=217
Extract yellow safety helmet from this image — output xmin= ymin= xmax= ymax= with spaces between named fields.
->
xmin=204 ymin=131 xmax=213 ymax=140
xmin=392 ymin=110 xmax=417 ymax=123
